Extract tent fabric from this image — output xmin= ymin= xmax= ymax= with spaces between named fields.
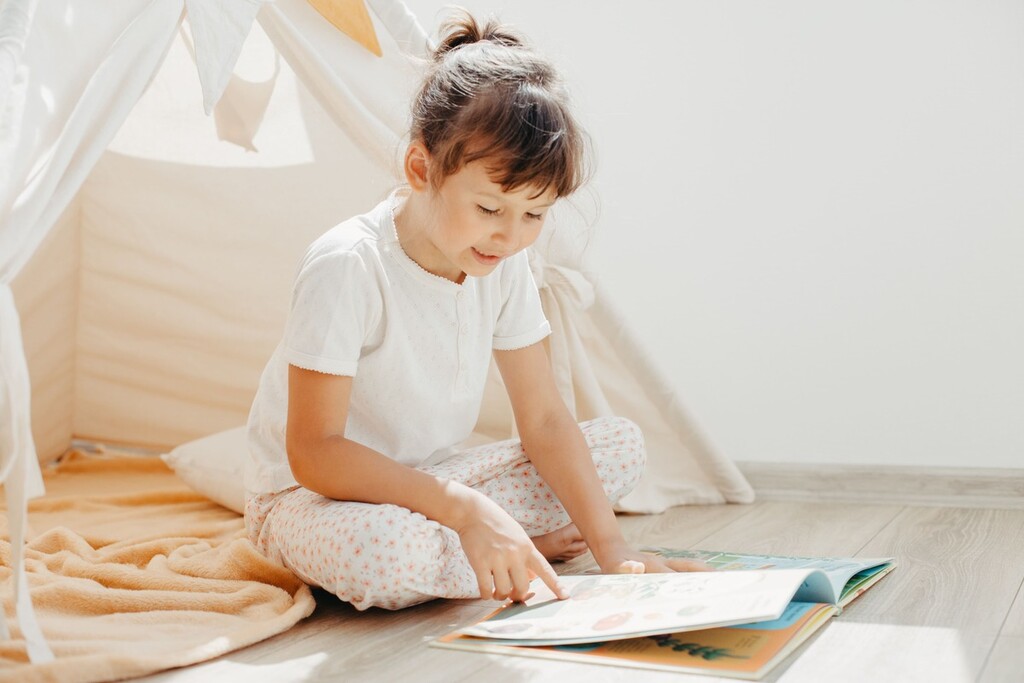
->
xmin=258 ymin=0 xmax=422 ymax=169
xmin=1 ymin=0 xmax=754 ymax=668
xmin=59 ymin=3 xmax=418 ymax=449
xmin=7 ymin=205 xmax=77 ymax=465
xmin=529 ymin=255 xmax=755 ymax=509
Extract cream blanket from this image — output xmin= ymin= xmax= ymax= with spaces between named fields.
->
xmin=0 ymin=452 xmax=315 ymax=683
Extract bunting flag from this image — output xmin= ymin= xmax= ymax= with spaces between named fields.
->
xmin=307 ymin=0 xmax=382 ymax=57
xmin=185 ymin=0 xmax=265 ymax=114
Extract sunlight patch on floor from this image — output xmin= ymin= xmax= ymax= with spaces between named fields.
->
xmin=782 ymin=621 xmax=975 ymax=683
xmin=164 ymin=652 xmax=330 ymax=683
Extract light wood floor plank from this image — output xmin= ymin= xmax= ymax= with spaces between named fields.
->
xmin=782 ymin=506 xmax=1024 ymax=683
xmin=616 ymin=501 xmax=763 ymax=549
xmin=979 ymin=569 xmax=1024 ymax=682
xmin=684 ymin=501 xmax=903 ymax=558
xmin=978 ymin=636 xmax=1024 ymax=683
xmin=993 ymin=572 xmax=1024 ymax=637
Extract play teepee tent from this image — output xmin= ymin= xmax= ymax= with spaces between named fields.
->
xmin=1 ymin=0 xmax=753 ymax=674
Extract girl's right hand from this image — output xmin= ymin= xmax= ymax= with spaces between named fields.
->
xmin=455 ymin=497 xmax=568 ymax=603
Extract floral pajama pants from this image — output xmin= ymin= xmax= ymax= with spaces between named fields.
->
xmin=244 ymin=416 xmax=645 ymax=610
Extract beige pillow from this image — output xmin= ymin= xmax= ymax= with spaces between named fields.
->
xmin=161 ymin=426 xmax=247 ymax=514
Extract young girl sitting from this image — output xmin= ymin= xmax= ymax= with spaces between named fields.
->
xmin=244 ymin=10 xmax=704 ymax=611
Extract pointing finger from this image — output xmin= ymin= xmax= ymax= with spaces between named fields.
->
xmin=529 ymin=551 xmax=568 ymax=600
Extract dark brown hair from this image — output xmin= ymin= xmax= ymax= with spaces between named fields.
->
xmin=410 ymin=9 xmax=589 ymax=198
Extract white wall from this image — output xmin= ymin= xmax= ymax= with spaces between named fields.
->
xmin=406 ymin=0 xmax=1024 ymax=468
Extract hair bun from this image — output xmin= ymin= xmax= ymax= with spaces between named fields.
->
xmin=433 ymin=8 xmax=524 ymax=61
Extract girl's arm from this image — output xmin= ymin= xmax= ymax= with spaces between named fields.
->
xmin=493 ymin=342 xmax=708 ymax=574
xmin=285 ymin=364 xmax=567 ymax=601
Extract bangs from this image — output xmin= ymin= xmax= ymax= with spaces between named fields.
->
xmin=429 ymin=83 xmax=588 ymax=198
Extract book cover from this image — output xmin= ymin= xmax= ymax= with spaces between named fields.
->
xmin=435 ymin=601 xmax=837 ymax=680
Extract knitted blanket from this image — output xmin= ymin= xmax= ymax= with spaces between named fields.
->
xmin=0 ymin=452 xmax=314 ymax=683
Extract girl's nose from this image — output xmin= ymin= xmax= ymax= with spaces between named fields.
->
xmin=491 ymin=220 xmax=517 ymax=246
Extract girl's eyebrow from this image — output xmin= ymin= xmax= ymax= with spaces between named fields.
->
xmin=476 ymin=191 xmax=554 ymax=209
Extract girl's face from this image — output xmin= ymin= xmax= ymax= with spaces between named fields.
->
xmin=414 ymin=159 xmax=557 ymax=283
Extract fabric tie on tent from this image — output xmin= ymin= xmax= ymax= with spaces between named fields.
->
xmin=0 ymin=0 xmax=56 ymax=664
xmin=0 ymin=286 xmax=52 ymax=664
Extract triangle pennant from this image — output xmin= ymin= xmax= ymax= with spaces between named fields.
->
xmin=185 ymin=0 xmax=265 ymax=114
xmin=307 ymin=0 xmax=382 ymax=57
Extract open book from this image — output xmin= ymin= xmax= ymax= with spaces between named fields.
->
xmin=431 ymin=549 xmax=895 ymax=680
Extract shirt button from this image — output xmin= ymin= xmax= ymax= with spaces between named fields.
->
xmin=460 ymin=324 xmax=469 ymax=334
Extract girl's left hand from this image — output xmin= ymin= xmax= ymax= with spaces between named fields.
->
xmin=596 ymin=544 xmax=712 ymax=574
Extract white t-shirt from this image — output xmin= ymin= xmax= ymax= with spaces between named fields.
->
xmin=245 ymin=189 xmax=552 ymax=495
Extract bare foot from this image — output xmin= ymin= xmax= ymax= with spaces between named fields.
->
xmin=532 ymin=524 xmax=589 ymax=562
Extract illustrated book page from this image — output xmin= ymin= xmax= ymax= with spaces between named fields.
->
xmin=644 ymin=548 xmax=895 ymax=607
xmin=454 ymin=568 xmax=834 ymax=646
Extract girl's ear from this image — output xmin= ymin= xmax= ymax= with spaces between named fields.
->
xmin=404 ymin=141 xmax=431 ymax=191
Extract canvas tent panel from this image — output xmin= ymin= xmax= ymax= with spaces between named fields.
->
xmin=257 ymin=0 xmax=427 ymax=170
xmin=0 ymin=0 xmax=183 ymax=285
xmin=587 ymin=293 xmax=755 ymax=507
xmin=10 ymin=202 xmax=80 ymax=463
xmin=71 ymin=26 xmax=401 ymax=449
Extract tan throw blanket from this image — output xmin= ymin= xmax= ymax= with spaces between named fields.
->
xmin=0 ymin=452 xmax=315 ymax=683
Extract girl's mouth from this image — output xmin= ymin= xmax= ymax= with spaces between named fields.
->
xmin=471 ymin=248 xmax=503 ymax=265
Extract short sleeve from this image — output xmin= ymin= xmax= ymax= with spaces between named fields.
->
xmin=283 ymin=248 xmax=380 ymax=376
xmin=492 ymin=250 xmax=552 ymax=351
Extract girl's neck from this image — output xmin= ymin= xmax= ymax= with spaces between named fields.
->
xmin=393 ymin=191 xmax=465 ymax=284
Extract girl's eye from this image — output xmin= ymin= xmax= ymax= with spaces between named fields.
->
xmin=526 ymin=213 xmax=544 ymax=221
xmin=477 ymin=205 xmax=500 ymax=216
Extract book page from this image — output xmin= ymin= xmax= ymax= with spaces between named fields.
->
xmin=457 ymin=568 xmax=821 ymax=646
xmin=645 ymin=548 xmax=893 ymax=604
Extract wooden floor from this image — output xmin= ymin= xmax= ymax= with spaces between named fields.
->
xmin=136 ymin=499 xmax=1024 ymax=683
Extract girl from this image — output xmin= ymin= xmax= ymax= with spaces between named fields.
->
xmin=244 ymin=10 xmax=704 ymax=611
